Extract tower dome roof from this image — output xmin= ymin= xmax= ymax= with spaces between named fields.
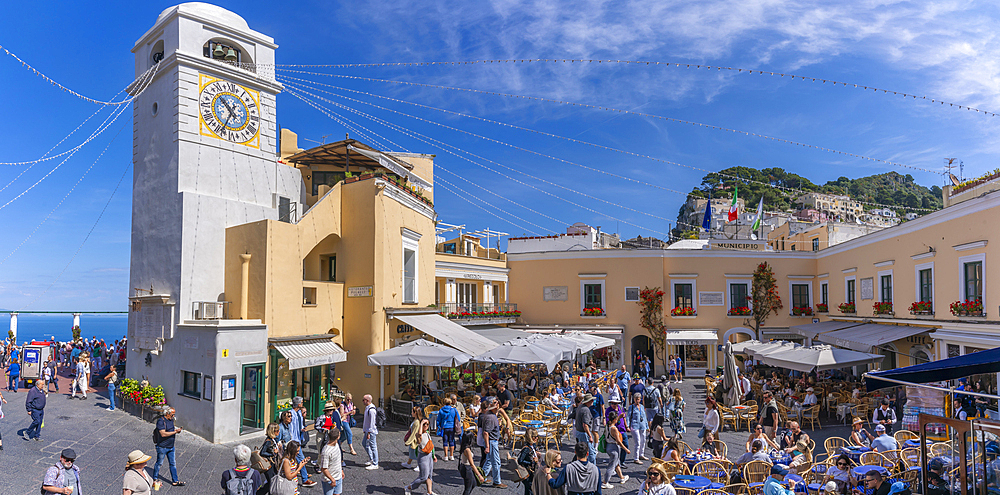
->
xmin=156 ymin=3 xmax=250 ymax=32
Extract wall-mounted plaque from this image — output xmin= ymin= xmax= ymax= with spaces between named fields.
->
xmin=699 ymin=291 xmax=725 ymax=306
xmin=860 ymin=277 xmax=874 ymax=300
xmin=543 ymin=286 xmax=569 ymax=301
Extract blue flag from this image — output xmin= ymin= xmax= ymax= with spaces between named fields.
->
xmin=701 ymin=198 xmax=712 ymax=230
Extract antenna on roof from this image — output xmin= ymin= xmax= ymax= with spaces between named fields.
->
xmin=944 ymin=158 xmax=958 ymax=185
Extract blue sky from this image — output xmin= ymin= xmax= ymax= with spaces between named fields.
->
xmin=1 ymin=1 xmax=999 ymax=311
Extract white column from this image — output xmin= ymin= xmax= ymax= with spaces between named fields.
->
xmin=9 ymin=313 xmax=17 ymax=342
xmin=483 ymin=281 xmax=493 ymax=305
xmin=72 ymin=313 xmax=81 ymax=329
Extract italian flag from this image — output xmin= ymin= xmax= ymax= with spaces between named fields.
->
xmin=727 ymin=182 xmax=739 ymax=222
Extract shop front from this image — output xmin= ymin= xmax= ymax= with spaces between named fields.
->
xmin=268 ymin=335 xmax=348 ymax=421
xmin=665 ymin=329 xmax=718 ymax=377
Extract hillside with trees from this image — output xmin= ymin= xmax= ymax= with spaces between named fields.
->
xmin=676 ymin=167 xmax=943 ymax=233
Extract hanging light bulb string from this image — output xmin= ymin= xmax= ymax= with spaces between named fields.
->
xmin=0 ymin=62 xmax=158 ymax=167
xmin=284 ymin=82 xmax=675 ymax=236
xmin=0 ymin=44 xmax=160 ymax=106
xmin=270 ymin=58 xmax=996 ymax=117
xmin=280 ymin=78 xmax=936 ymax=213
xmin=277 ymin=71 xmax=943 ymax=176
xmin=0 ymin=119 xmax=129 ymax=266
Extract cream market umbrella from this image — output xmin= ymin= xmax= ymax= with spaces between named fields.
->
xmin=562 ymin=332 xmax=616 ymax=352
xmin=367 ymin=339 xmax=473 ymax=367
xmin=472 ymin=339 xmax=562 ymax=372
xmin=753 ymin=344 xmax=884 ymax=373
xmin=723 ymin=341 xmax=742 ymax=406
xmin=522 ymin=334 xmax=578 ymax=361
xmin=731 ymin=340 xmax=767 ymax=354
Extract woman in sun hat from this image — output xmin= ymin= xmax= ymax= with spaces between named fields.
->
xmin=123 ymin=449 xmax=157 ymax=494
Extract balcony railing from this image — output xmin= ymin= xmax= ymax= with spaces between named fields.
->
xmin=436 ymin=303 xmax=520 ymax=320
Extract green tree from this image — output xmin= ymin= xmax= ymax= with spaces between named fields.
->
xmin=747 ymin=262 xmax=783 ymax=334
xmin=72 ymin=325 xmax=81 ymax=341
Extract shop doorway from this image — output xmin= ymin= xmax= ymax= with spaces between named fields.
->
xmin=241 ymin=363 xmax=264 ymax=432
xmin=631 ymin=335 xmax=655 ymax=377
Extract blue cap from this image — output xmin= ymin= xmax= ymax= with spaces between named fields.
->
xmin=887 ymin=482 xmax=907 ymax=495
xmin=928 ymin=458 xmax=944 ymax=471
xmin=771 ymin=465 xmax=789 ymax=476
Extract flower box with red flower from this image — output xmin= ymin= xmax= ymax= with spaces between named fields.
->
xmin=873 ymin=301 xmax=893 ymax=315
xmin=838 ymin=302 xmax=856 ymax=314
xmin=582 ymin=307 xmax=605 ymax=317
xmin=728 ymin=306 xmax=752 ymax=316
xmin=908 ymin=301 xmax=933 ymax=315
xmin=815 ymin=303 xmax=828 ymax=313
xmin=671 ymin=307 xmax=696 ymax=317
xmin=950 ymin=299 xmax=985 ymax=317
xmin=792 ymin=306 xmax=813 ymax=316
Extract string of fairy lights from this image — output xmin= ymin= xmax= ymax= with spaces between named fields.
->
xmin=0 ymin=38 xmax=984 ymax=287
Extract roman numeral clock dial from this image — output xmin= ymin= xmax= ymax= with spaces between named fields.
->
xmin=198 ymin=75 xmax=261 ymax=147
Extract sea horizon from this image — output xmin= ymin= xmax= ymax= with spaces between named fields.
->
xmin=4 ymin=313 xmax=127 ymax=344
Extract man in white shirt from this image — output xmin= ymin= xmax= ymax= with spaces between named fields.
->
xmin=506 ymin=376 xmax=517 ymax=393
xmin=872 ymin=398 xmax=897 ymax=434
xmin=362 ymin=394 xmax=379 ymax=470
xmin=740 ymin=375 xmax=753 ymax=401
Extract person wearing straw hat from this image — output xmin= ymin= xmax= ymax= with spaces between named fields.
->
xmin=122 ymin=450 xmax=155 ymax=495
xmin=850 ymin=417 xmax=874 ymax=448
xmin=42 ymin=449 xmax=81 ymax=495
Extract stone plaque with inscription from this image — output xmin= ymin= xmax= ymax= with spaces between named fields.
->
xmin=543 ymin=286 xmax=569 ymax=301
xmin=860 ymin=277 xmax=874 ymax=300
xmin=699 ymin=291 xmax=725 ymax=306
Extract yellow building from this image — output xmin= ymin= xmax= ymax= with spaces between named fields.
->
xmin=508 ymin=183 xmax=1000 ymax=378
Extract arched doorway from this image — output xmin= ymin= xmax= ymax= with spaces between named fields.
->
xmin=910 ymin=348 xmax=931 ymax=366
xmin=631 ymin=335 xmax=655 ymax=377
xmin=723 ymin=327 xmax=757 ymax=343
xmin=878 ymin=344 xmax=898 ymax=370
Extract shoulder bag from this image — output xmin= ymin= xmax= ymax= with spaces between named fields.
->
xmin=421 ymin=434 xmax=434 ymax=454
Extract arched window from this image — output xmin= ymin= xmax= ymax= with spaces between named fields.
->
xmin=202 ymin=39 xmax=253 ymax=71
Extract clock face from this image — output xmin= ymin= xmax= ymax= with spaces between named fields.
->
xmin=198 ymin=75 xmax=261 ymax=147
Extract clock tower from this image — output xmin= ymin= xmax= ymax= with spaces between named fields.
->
xmin=128 ymin=5 xmax=301 ymax=357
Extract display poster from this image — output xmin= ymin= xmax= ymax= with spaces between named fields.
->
xmin=221 ymin=375 xmax=237 ymax=401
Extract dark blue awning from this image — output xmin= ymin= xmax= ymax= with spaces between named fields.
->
xmin=865 ymin=346 xmax=1000 ymax=392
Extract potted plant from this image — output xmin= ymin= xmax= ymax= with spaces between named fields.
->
xmin=728 ymin=306 xmax=752 ymax=316
xmin=873 ymin=301 xmax=893 ymax=315
xmin=950 ymin=299 xmax=984 ymax=317
xmin=583 ymin=307 xmax=605 ymax=317
xmin=815 ymin=303 xmax=828 ymax=313
xmin=838 ymin=302 xmax=856 ymax=314
xmin=909 ymin=301 xmax=933 ymax=315
xmin=671 ymin=307 xmax=696 ymax=316
xmin=792 ymin=306 xmax=813 ymax=316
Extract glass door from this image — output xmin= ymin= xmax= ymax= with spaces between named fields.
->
xmin=241 ymin=363 xmax=264 ymax=432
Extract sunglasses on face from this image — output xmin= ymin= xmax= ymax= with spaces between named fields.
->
xmin=647 ymin=472 xmax=661 ymax=477
xmin=838 ymin=462 xmax=848 ymax=467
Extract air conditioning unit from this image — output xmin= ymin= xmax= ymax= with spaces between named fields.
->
xmin=193 ymin=301 xmax=224 ymax=320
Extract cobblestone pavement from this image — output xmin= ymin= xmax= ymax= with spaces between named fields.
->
xmin=0 ymin=373 xmax=858 ymax=495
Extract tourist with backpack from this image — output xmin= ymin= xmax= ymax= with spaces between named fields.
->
xmin=643 ymin=377 xmax=661 ymax=421
xmin=221 ymin=444 xmax=263 ymax=495
xmin=362 ymin=394 xmax=380 ymax=470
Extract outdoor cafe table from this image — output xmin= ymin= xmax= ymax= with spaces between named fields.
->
xmin=851 ymin=465 xmax=888 ymax=485
xmin=841 ymin=445 xmax=871 ymax=463
xmin=784 ymin=473 xmax=806 ymax=493
xmin=769 ymin=450 xmax=792 ymax=466
xmin=904 ymin=439 xmax=932 ymax=449
xmin=681 ymin=452 xmax=716 ymax=470
xmin=672 ymin=475 xmax=724 ymax=491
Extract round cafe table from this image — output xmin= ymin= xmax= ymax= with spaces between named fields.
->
xmin=841 ymin=445 xmax=871 ymax=463
xmin=904 ymin=439 xmax=930 ymax=449
xmin=681 ymin=452 xmax=715 ymax=470
xmin=784 ymin=473 xmax=807 ymax=493
xmin=672 ymin=475 xmax=713 ymax=491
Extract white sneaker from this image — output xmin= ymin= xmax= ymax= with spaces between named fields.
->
xmin=401 ymin=462 xmax=411 ymax=468
xmin=365 ymin=461 xmax=373 ymax=466
xmin=366 ymin=464 xmax=379 ymax=470
xmin=601 ymin=483 xmax=614 ymax=490
xmin=404 ymin=489 xmax=412 ymax=495
xmin=413 ymin=466 xmax=420 ymax=471
xmin=621 ymin=475 xmax=630 ymax=483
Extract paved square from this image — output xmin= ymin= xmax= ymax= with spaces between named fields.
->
xmin=0 ymin=376 xmax=857 ymax=494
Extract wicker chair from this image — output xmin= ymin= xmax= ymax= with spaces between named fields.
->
xmin=748 ymin=483 xmax=764 ymax=495
xmin=696 ymin=490 xmax=730 ymax=495
xmin=713 ymin=440 xmax=729 ymax=458
xmin=675 ymin=489 xmax=696 ymax=495
xmin=899 ymin=448 xmax=920 ymax=468
xmin=677 ymin=440 xmax=694 ymax=455
xmin=824 ymin=436 xmax=849 ymax=458
xmin=693 ymin=460 xmax=730 ymax=485
xmin=859 ymin=451 xmax=888 ymax=468
xmin=802 ymin=404 xmax=822 ymax=430
xmin=929 ymin=443 xmax=953 ymax=457
xmin=724 ymin=483 xmax=750 ymax=495
xmin=894 ymin=430 xmax=918 ymax=444
xmin=803 ymin=470 xmax=826 ymax=495
xmin=663 ymin=460 xmax=690 ymax=479
xmin=744 ymin=460 xmax=771 ymax=486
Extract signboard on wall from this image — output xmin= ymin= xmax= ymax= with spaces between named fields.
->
xmin=543 ymin=286 xmax=568 ymax=301
xmin=699 ymin=291 xmax=725 ymax=306
xmin=221 ymin=375 xmax=237 ymax=401
xmin=348 ymin=286 xmax=373 ymax=297
xmin=860 ymin=277 xmax=874 ymax=300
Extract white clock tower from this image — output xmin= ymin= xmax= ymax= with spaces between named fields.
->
xmin=127 ymin=3 xmax=302 ymax=405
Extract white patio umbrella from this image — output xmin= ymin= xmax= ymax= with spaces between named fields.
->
xmin=752 ymin=344 xmax=883 ymax=373
xmin=562 ymin=332 xmax=616 ymax=352
xmin=367 ymin=339 xmax=472 ymax=367
xmin=522 ymin=334 xmax=578 ymax=361
xmin=730 ymin=340 xmax=767 ymax=354
xmin=472 ymin=339 xmax=562 ymax=372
